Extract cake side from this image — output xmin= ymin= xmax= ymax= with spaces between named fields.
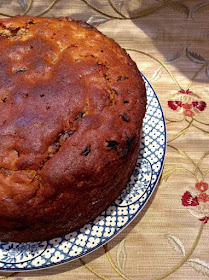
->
xmin=0 ymin=16 xmax=146 ymax=242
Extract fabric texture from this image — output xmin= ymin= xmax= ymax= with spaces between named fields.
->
xmin=0 ymin=1 xmax=208 ymax=279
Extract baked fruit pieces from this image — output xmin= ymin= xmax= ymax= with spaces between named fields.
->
xmin=0 ymin=16 xmax=146 ymax=242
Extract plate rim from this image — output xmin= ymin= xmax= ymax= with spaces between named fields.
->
xmin=0 ymin=73 xmax=167 ymax=272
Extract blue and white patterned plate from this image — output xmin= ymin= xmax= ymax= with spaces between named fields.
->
xmin=0 ymin=74 xmax=166 ymax=271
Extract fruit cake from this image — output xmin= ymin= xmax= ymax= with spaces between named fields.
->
xmin=0 ymin=16 xmax=146 ymax=242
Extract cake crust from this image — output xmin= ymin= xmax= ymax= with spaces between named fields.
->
xmin=0 ymin=16 xmax=146 ymax=242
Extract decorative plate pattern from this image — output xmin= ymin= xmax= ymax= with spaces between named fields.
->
xmin=0 ymin=74 xmax=166 ymax=271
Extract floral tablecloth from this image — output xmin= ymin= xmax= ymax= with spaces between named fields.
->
xmin=0 ymin=1 xmax=209 ymax=279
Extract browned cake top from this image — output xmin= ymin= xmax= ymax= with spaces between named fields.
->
xmin=0 ymin=16 xmax=146 ymax=226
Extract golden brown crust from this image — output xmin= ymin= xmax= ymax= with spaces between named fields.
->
xmin=0 ymin=16 xmax=146 ymax=242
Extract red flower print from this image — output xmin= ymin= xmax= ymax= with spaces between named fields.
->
xmin=168 ymin=101 xmax=182 ymax=110
xmin=199 ymin=216 xmax=209 ymax=224
xmin=181 ymin=191 xmax=199 ymax=206
xmin=183 ymin=109 xmax=195 ymax=117
xmin=179 ymin=89 xmax=193 ymax=94
xmin=198 ymin=193 xmax=209 ymax=202
xmin=195 ymin=182 xmax=208 ymax=192
xmin=182 ymin=103 xmax=192 ymax=110
xmin=182 ymin=182 xmax=209 ymax=224
xmin=168 ymin=89 xmax=206 ymax=117
xmin=192 ymin=101 xmax=207 ymax=111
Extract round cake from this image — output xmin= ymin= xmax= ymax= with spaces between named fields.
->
xmin=0 ymin=16 xmax=146 ymax=242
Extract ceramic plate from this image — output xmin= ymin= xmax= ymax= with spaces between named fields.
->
xmin=0 ymin=74 xmax=166 ymax=271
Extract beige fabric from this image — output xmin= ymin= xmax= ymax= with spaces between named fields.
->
xmin=0 ymin=1 xmax=209 ymax=279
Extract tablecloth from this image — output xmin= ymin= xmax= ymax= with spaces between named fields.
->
xmin=0 ymin=1 xmax=208 ymax=279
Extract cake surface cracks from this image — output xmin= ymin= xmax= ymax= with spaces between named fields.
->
xmin=0 ymin=16 xmax=146 ymax=242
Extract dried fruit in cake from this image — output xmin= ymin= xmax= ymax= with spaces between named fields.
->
xmin=0 ymin=16 xmax=146 ymax=242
